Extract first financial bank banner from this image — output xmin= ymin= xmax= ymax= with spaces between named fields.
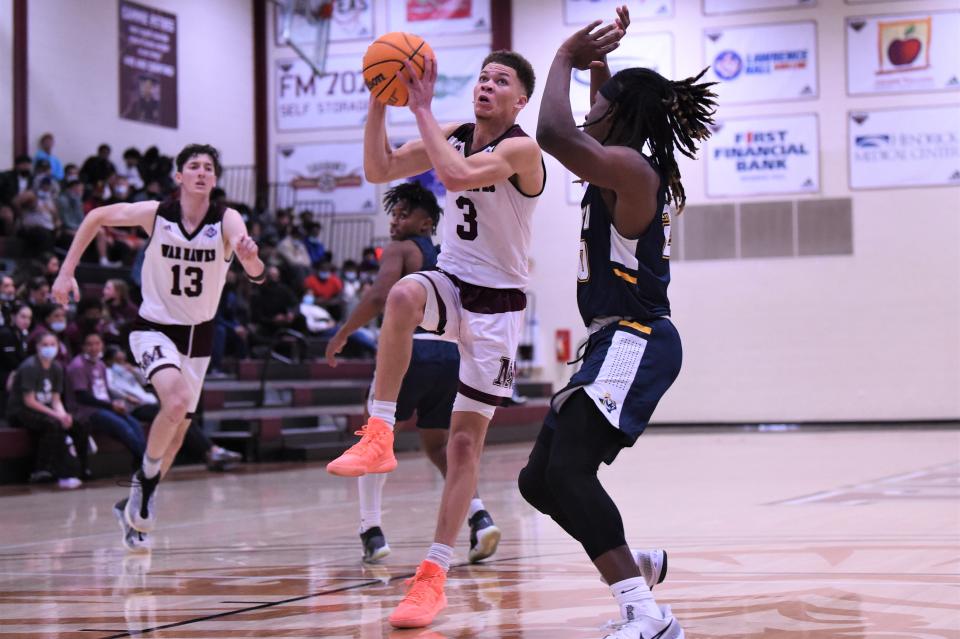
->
xmin=706 ymin=114 xmax=820 ymax=197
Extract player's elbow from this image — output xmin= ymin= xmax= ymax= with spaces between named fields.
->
xmin=436 ymin=168 xmax=472 ymax=193
xmin=536 ymin=126 xmax=562 ymax=154
xmin=363 ymin=165 xmax=388 ymax=184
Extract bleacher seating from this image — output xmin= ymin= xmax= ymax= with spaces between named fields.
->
xmin=0 ymin=357 xmax=551 ymax=483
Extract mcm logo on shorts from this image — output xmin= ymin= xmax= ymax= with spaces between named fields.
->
xmin=139 ymin=345 xmax=165 ymax=373
xmin=492 ymin=357 xmax=515 ymax=389
xmin=600 ymin=391 xmax=618 ymax=413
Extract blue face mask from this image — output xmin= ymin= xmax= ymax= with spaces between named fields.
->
xmin=39 ymin=345 xmax=58 ymax=360
xmin=50 ymin=320 xmax=67 ymax=333
xmin=318 ymin=271 xmax=331 ymax=280
xmin=302 ymin=293 xmax=316 ymax=305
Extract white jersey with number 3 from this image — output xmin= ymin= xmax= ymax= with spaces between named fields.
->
xmin=139 ymin=199 xmax=232 ymax=325
xmin=437 ymin=123 xmax=544 ymax=290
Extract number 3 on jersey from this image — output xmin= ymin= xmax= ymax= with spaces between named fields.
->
xmin=456 ymin=196 xmax=478 ymax=241
xmin=170 ymin=264 xmax=203 ymax=297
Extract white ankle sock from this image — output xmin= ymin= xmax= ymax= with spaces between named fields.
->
xmin=425 ymin=542 xmax=454 ymax=571
xmin=610 ymin=576 xmax=661 ymax=621
xmin=141 ymin=455 xmax=162 ymax=479
xmin=468 ymin=498 xmax=485 ymax=518
xmin=358 ymin=473 xmax=387 ymax=533
xmin=369 ymin=400 xmax=397 ymax=428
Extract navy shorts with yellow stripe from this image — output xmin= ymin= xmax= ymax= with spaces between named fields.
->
xmin=547 ymin=317 xmax=682 ymax=457
xmin=394 ymin=337 xmax=460 ymax=429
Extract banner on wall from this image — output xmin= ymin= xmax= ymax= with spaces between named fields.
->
xmin=706 ymin=114 xmax=820 ymax=197
xmin=570 ymin=33 xmax=674 ymax=110
xmin=703 ymin=0 xmax=815 ymax=15
xmin=389 ymin=45 xmax=488 ymax=125
xmin=704 ymin=22 xmax=818 ymax=104
xmin=118 ymin=1 xmax=177 ymax=129
xmin=565 ymin=0 xmax=672 ymax=24
xmin=276 ymin=56 xmax=368 ymax=131
xmin=388 ymin=0 xmax=489 ymax=35
xmin=848 ymin=105 xmax=960 ymax=189
xmin=846 ymin=12 xmax=960 ymax=95
xmin=275 ymin=0 xmax=374 ymax=45
xmin=276 ymin=143 xmax=377 ymax=213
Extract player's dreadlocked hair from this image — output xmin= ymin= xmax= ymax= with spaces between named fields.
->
xmin=596 ymin=67 xmax=717 ymax=213
xmin=382 ymin=181 xmax=443 ymax=231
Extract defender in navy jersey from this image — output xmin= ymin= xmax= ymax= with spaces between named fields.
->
xmin=53 ymin=144 xmax=265 ymax=551
xmin=518 ymin=8 xmax=717 ymax=639
xmin=325 ymin=183 xmax=500 ymax=565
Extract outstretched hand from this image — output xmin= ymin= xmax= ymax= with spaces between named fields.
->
xmin=51 ymin=273 xmax=79 ymax=306
xmin=400 ymin=55 xmax=437 ymax=112
xmin=559 ymin=19 xmax=625 ymax=70
xmin=324 ymin=329 xmax=348 ymax=367
xmin=234 ymin=234 xmax=259 ymax=263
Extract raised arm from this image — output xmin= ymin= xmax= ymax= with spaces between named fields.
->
xmin=589 ymin=5 xmax=630 ymax=106
xmin=52 ymin=200 xmax=159 ymax=304
xmin=324 ymin=240 xmax=415 ymax=366
xmin=363 ymin=95 xmax=455 ymax=183
xmin=537 ymin=20 xmax=660 ymax=236
xmin=222 ymin=208 xmax=265 ymax=283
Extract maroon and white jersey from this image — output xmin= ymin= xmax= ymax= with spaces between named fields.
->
xmin=437 ymin=124 xmax=544 ymax=290
xmin=139 ymin=199 xmax=231 ymax=325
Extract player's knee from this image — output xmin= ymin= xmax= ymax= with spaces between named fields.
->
xmin=160 ymin=390 xmax=191 ymax=421
xmin=518 ymin=464 xmax=548 ymax=510
xmin=385 ymin=282 xmax=425 ymax=326
xmin=445 ymin=430 xmax=480 ymax=467
xmin=544 ymin=459 xmax=578 ymax=498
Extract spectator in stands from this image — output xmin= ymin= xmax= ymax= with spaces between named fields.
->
xmin=16 ymin=190 xmax=59 ymax=254
xmin=273 ymin=208 xmax=293 ymax=240
xmin=80 ymin=143 xmax=116 ymax=185
xmin=118 ymin=148 xmax=144 ymax=192
xmin=102 ymin=345 xmax=241 ymax=471
xmin=251 ymin=265 xmax=298 ymax=336
xmin=132 ymin=178 xmax=163 ymax=202
xmin=304 ymin=222 xmax=327 ymax=268
xmin=32 ymin=159 xmax=60 ymax=201
xmin=277 ymin=225 xmax=312 ymax=282
xmin=56 ymin=177 xmax=85 ymax=248
xmin=67 ymin=332 xmax=145 ymax=468
xmin=340 ymin=259 xmax=362 ymax=317
xmin=40 ymin=253 xmax=60 ymax=287
xmin=0 ymin=154 xmax=33 ymax=206
xmin=29 ymin=303 xmax=70 ymax=364
xmin=64 ymin=297 xmax=104 ymax=354
xmin=360 ymin=246 xmax=380 ymax=271
xmin=108 ymin=174 xmax=131 ymax=203
xmin=304 ymin=259 xmax=343 ymax=319
xmin=0 ymin=303 xmax=32 ymax=413
xmin=102 ymin=278 xmax=138 ymax=339
xmin=0 ymin=276 xmax=16 ymax=324
xmin=24 ymin=277 xmax=50 ymax=311
xmin=212 ymin=269 xmax=249 ymax=375
xmin=34 ymin=133 xmax=64 ymax=181
xmin=63 ymin=163 xmax=80 ymax=183
xmin=6 ymin=332 xmax=84 ymax=488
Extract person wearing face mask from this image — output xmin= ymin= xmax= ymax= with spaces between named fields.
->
xmin=303 ymin=222 xmax=327 ymax=268
xmin=6 ymin=332 xmax=84 ymax=489
xmin=67 ymin=332 xmax=146 ymax=470
xmin=340 ymin=259 xmax=362 ymax=317
xmin=64 ymin=298 xmax=106 ymax=354
xmin=1 ymin=303 xmax=33 ymax=413
xmin=0 ymin=154 xmax=34 ymax=206
xmin=29 ymin=303 xmax=71 ymax=364
xmin=303 ymin=260 xmax=343 ymax=320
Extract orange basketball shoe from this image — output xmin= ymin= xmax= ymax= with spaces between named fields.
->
xmin=388 ymin=560 xmax=448 ymax=628
xmin=326 ymin=418 xmax=397 ymax=477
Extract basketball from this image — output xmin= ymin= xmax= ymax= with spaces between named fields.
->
xmin=362 ymin=32 xmax=434 ymax=107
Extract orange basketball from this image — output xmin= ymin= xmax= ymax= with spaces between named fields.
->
xmin=362 ymin=32 xmax=434 ymax=107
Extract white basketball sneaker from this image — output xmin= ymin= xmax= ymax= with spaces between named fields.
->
xmin=602 ymin=605 xmax=685 ymax=639
xmin=601 ymin=549 xmax=668 ymax=590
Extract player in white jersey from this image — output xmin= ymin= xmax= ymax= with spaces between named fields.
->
xmin=52 ymin=144 xmax=264 ymax=550
xmin=325 ymin=50 xmax=545 ymax=628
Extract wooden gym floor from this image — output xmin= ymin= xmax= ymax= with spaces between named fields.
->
xmin=0 ymin=427 xmax=957 ymax=638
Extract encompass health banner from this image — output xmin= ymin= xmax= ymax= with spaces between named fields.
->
xmin=276 ymin=143 xmax=377 ymax=214
xmin=847 ymin=11 xmax=960 ymax=95
xmin=704 ymin=21 xmax=817 ymax=103
xmin=848 ymin=105 xmax=960 ymax=189
xmin=706 ymin=114 xmax=819 ymax=197
xmin=119 ymin=0 xmax=177 ymax=128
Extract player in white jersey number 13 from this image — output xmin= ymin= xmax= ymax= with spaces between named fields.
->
xmin=52 ymin=144 xmax=265 ymax=551
xmin=326 ymin=50 xmax=544 ymax=628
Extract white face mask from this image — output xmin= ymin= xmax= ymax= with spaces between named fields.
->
xmin=39 ymin=345 xmax=58 ymax=360
xmin=50 ymin=320 xmax=67 ymax=333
